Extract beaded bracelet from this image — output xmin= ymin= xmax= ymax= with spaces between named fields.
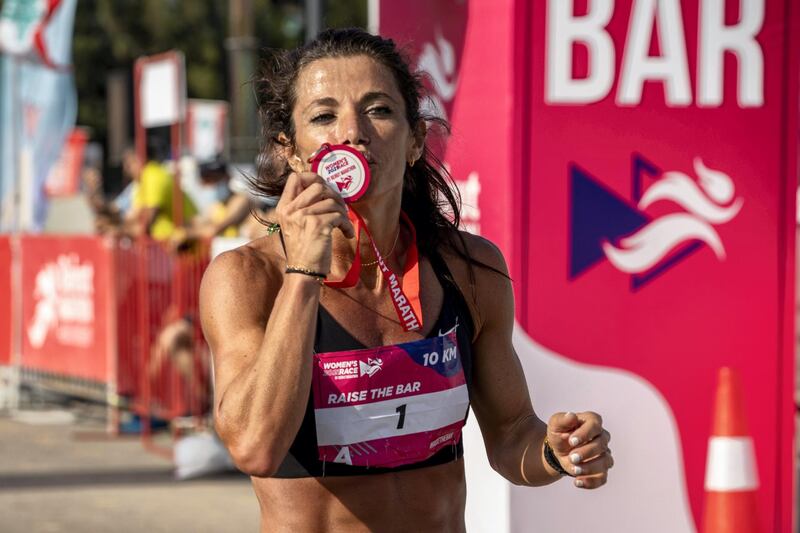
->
xmin=543 ymin=437 xmax=574 ymax=477
xmin=285 ymin=265 xmax=327 ymax=283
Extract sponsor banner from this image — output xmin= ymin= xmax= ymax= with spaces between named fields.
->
xmin=0 ymin=236 xmax=11 ymax=365
xmin=383 ymin=1 xmax=798 ymax=531
xmin=20 ymin=236 xmax=112 ymax=382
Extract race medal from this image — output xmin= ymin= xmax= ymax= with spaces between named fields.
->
xmin=310 ymin=143 xmax=371 ymax=203
xmin=312 ymin=331 xmax=469 ymax=468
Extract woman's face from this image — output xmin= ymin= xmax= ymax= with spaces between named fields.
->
xmin=288 ymin=55 xmax=423 ymax=201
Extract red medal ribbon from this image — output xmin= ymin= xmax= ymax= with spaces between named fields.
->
xmin=324 ymin=210 xmax=423 ymax=332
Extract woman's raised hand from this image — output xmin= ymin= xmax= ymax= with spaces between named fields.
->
xmin=275 ymin=172 xmax=356 ymax=275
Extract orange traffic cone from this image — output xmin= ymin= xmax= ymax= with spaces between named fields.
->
xmin=701 ymin=367 xmax=760 ymax=533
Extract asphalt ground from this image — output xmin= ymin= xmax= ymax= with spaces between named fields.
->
xmin=0 ymin=404 xmax=259 ymax=533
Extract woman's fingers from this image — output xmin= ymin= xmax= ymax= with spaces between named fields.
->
xmin=573 ymin=468 xmax=609 ymax=489
xmin=278 ymin=172 xmax=304 ymax=204
xmin=297 ymin=198 xmax=347 ymax=218
xmin=277 ymin=173 xmax=353 ymax=232
xmin=569 ymin=448 xmax=613 ymax=478
xmin=567 ymin=429 xmax=610 ymax=466
xmin=573 ymin=448 xmax=612 ymax=489
xmin=289 ymin=180 xmax=345 ymax=211
xmin=312 ymin=210 xmax=355 ymax=239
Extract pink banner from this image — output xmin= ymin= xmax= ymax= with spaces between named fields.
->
xmin=20 ymin=236 xmax=112 ymax=382
xmin=525 ymin=1 xmax=797 ymax=530
xmin=382 ymin=0 xmax=798 ymax=531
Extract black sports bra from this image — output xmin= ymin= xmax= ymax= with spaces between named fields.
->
xmin=271 ymin=251 xmax=475 ymax=477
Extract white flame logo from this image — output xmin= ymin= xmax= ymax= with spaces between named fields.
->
xmin=417 ymin=31 xmax=458 ymax=121
xmin=359 ymin=358 xmax=383 ymax=377
xmin=602 ymin=158 xmax=743 ymax=274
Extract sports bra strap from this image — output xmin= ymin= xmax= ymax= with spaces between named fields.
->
xmin=425 ymin=249 xmax=475 ymax=338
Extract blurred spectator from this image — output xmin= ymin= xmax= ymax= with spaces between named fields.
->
xmin=188 ymin=156 xmax=252 ymax=239
xmin=149 ymin=307 xmax=210 ymax=417
xmin=114 ymin=150 xmax=138 ymax=219
xmin=123 ymin=148 xmax=199 ymax=241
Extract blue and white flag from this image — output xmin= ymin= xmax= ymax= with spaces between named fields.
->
xmin=0 ymin=0 xmax=78 ymax=232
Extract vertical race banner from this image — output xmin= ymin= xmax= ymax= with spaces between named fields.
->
xmin=382 ymin=1 xmax=799 ymax=532
xmin=0 ymin=0 xmax=78 ymax=232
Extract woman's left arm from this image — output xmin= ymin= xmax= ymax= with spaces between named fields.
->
xmin=456 ymin=235 xmax=613 ymax=489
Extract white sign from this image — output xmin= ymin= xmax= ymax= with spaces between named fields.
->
xmin=187 ymin=99 xmax=228 ymax=162
xmin=140 ymin=53 xmax=186 ymax=128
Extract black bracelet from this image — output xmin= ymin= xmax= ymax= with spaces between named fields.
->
xmin=285 ymin=266 xmax=327 ymax=282
xmin=543 ymin=437 xmax=573 ymax=477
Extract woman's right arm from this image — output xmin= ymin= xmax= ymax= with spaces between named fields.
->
xmin=199 ymin=172 xmax=353 ymax=477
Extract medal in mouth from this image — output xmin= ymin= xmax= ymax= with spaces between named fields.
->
xmin=310 ymin=144 xmax=371 ymax=203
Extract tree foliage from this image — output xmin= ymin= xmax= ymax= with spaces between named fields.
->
xmin=69 ymin=0 xmax=366 ymax=152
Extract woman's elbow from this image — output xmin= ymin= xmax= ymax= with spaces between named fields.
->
xmin=215 ymin=421 xmax=285 ymax=477
xmin=226 ymin=440 xmax=284 ymax=477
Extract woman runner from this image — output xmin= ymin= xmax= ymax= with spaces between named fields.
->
xmin=200 ymin=28 xmax=613 ymax=532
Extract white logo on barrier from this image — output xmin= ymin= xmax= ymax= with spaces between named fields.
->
xmin=418 ymin=31 xmax=458 ymax=121
xmin=602 ymin=158 xmax=743 ymax=274
xmin=359 ymin=358 xmax=383 ymax=377
xmin=27 ymin=253 xmax=95 ymax=349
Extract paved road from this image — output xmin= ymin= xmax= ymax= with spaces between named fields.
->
xmin=0 ymin=408 xmax=260 ymax=533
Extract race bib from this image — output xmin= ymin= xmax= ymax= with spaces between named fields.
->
xmin=312 ymin=331 xmax=469 ymax=468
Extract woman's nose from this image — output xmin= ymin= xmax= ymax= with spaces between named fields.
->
xmin=336 ymin=111 xmax=370 ymax=146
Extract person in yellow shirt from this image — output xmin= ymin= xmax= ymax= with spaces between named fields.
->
xmin=123 ymin=149 xmax=198 ymax=241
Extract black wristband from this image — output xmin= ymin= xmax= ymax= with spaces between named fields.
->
xmin=543 ymin=437 xmax=573 ymax=477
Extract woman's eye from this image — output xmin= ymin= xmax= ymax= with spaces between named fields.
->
xmin=367 ymin=106 xmax=392 ymax=116
xmin=310 ymin=113 xmax=335 ymax=124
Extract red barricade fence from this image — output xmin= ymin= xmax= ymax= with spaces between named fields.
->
xmin=115 ymin=238 xmax=210 ymax=455
xmin=1 ymin=234 xmax=212 ymax=453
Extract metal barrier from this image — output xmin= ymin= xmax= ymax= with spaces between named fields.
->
xmin=0 ymin=235 xmax=213 ymax=456
xmin=116 ymin=238 xmax=211 ymax=455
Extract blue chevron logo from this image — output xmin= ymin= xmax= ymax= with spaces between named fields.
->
xmin=568 ymin=153 xmax=704 ymax=291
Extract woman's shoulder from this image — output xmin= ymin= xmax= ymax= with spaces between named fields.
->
xmin=439 ymin=228 xmax=509 ymax=276
xmin=200 ymin=234 xmax=285 ymax=306
xmin=435 ymin=229 xmax=512 ymax=339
